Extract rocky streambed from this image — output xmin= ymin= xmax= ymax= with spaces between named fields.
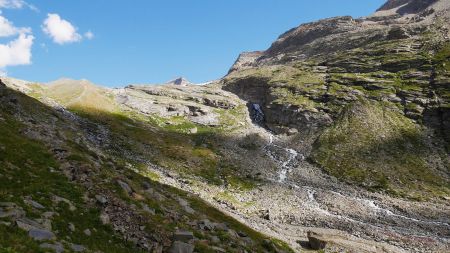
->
xmin=148 ymin=124 xmax=450 ymax=253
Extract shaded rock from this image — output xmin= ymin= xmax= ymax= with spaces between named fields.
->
xmin=24 ymin=199 xmax=45 ymax=210
xmin=0 ymin=205 xmax=25 ymax=219
xmin=178 ymin=198 xmax=195 ymax=214
xmin=100 ymin=212 xmax=110 ymax=225
xmin=117 ymin=180 xmax=133 ymax=194
xmin=40 ymin=243 xmax=64 ymax=253
xmin=83 ymin=229 xmax=92 ymax=236
xmin=142 ymin=181 xmax=152 ymax=190
xmin=173 ymin=230 xmax=194 ymax=242
xmin=198 ymin=219 xmax=214 ymax=231
xmin=95 ymin=194 xmax=108 ymax=205
xmin=307 ymin=231 xmax=327 ymax=250
xmin=188 ymin=127 xmax=198 ymax=134
xmin=71 ymin=244 xmax=86 ymax=252
xmin=52 ymin=195 xmax=76 ymax=211
xmin=68 ymin=223 xmax=75 ymax=232
xmin=211 ymin=246 xmax=226 ymax=252
xmin=16 ymin=218 xmax=44 ymax=231
xmin=211 ymin=236 xmax=220 ymax=243
xmin=168 ymin=241 xmax=194 ymax=253
xmin=0 ymin=221 xmax=11 ymax=226
xmin=213 ymin=223 xmax=228 ymax=231
xmin=237 ymin=231 xmax=248 ymax=237
xmin=29 ymin=229 xmax=55 ymax=241
xmin=141 ymin=203 xmax=156 ymax=215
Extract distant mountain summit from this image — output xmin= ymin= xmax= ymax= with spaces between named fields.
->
xmin=166 ymin=77 xmax=192 ymax=86
xmin=377 ymin=0 xmax=439 ymax=14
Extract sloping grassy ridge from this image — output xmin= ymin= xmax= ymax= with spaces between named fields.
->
xmin=310 ymin=99 xmax=449 ymax=199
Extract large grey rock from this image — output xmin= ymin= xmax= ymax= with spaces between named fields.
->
xmin=40 ymin=243 xmax=64 ymax=253
xmin=168 ymin=241 xmax=194 ymax=253
xmin=307 ymin=231 xmax=327 ymax=250
xmin=71 ymin=244 xmax=86 ymax=252
xmin=52 ymin=195 xmax=76 ymax=211
xmin=24 ymin=199 xmax=45 ymax=209
xmin=95 ymin=194 xmax=108 ymax=205
xmin=117 ymin=180 xmax=133 ymax=194
xmin=29 ymin=229 xmax=55 ymax=241
xmin=173 ymin=231 xmax=194 ymax=242
xmin=0 ymin=205 xmax=25 ymax=219
xmin=198 ymin=219 xmax=214 ymax=231
xmin=100 ymin=212 xmax=110 ymax=225
xmin=16 ymin=218 xmax=44 ymax=231
xmin=178 ymin=198 xmax=195 ymax=214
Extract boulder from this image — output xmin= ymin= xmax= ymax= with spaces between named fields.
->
xmin=117 ymin=180 xmax=133 ymax=194
xmin=173 ymin=231 xmax=194 ymax=242
xmin=71 ymin=244 xmax=86 ymax=252
xmin=83 ymin=229 xmax=92 ymax=236
xmin=100 ymin=212 xmax=110 ymax=225
xmin=40 ymin=243 xmax=64 ymax=253
xmin=16 ymin=218 xmax=44 ymax=231
xmin=24 ymin=199 xmax=45 ymax=210
xmin=168 ymin=241 xmax=194 ymax=253
xmin=29 ymin=229 xmax=55 ymax=241
xmin=198 ymin=219 xmax=214 ymax=231
xmin=307 ymin=231 xmax=327 ymax=250
xmin=95 ymin=195 xmax=108 ymax=205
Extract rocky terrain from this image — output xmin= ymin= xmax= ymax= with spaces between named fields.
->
xmin=0 ymin=0 xmax=449 ymax=252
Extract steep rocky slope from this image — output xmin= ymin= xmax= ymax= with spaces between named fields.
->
xmin=222 ymin=0 xmax=450 ymax=199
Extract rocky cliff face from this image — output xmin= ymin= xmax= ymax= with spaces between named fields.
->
xmin=222 ymin=0 xmax=450 ymax=196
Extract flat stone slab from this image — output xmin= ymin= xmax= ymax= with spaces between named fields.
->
xmin=168 ymin=241 xmax=194 ymax=253
xmin=29 ymin=229 xmax=55 ymax=241
xmin=16 ymin=218 xmax=44 ymax=231
xmin=40 ymin=243 xmax=64 ymax=253
xmin=71 ymin=244 xmax=86 ymax=252
xmin=173 ymin=231 xmax=194 ymax=242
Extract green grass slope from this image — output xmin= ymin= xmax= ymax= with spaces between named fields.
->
xmin=0 ymin=84 xmax=293 ymax=253
xmin=310 ymin=99 xmax=449 ymax=200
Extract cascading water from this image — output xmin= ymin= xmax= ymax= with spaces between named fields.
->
xmin=261 ymin=130 xmax=450 ymax=232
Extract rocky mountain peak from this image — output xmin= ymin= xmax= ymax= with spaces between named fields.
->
xmin=166 ymin=77 xmax=192 ymax=86
xmin=377 ymin=0 xmax=439 ymax=15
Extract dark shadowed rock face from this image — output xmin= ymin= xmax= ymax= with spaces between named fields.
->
xmin=377 ymin=0 xmax=438 ymax=14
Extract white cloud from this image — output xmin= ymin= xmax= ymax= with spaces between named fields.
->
xmin=42 ymin=13 xmax=82 ymax=44
xmin=0 ymin=0 xmax=35 ymax=72
xmin=0 ymin=15 xmax=30 ymax=37
xmin=84 ymin=30 xmax=94 ymax=40
xmin=0 ymin=33 xmax=34 ymax=68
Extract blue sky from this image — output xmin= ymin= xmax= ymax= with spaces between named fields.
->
xmin=0 ymin=0 xmax=385 ymax=87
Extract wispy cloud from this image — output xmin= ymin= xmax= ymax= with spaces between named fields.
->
xmin=0 ymin=0 xmax=38 ymax=11
xmin=84 ymin=30 xmax=94 ymax=40
xmin=0 ymin=15 xmax=31 ymax=37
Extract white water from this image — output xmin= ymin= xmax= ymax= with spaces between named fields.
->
xmin=262 ymin=132 xmax=450 ymax=230
xmin=263 ymin=133 xmax=300 ymax=182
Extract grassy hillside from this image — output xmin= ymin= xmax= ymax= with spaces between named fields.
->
xmin=310 ymin=99 xmax=449 ymax=199
xmin=0 ymin=84 xmax=292 ymax=253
